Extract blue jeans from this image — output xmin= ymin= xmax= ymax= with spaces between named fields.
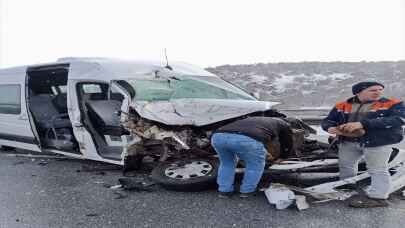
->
xmin=211 ymin=133 xmax=266 ymax=193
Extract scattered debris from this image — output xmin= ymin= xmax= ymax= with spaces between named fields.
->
xmin=113 ymin=191 xmax=127 ymax=199
xmin=295 ymin=195 xmax=310 ymax=210
xmin=288 ymin=184 xmax=357 ymax=201
xmin=118 ymin=178 xmax=155 ymax=192
xmin=110 ymin=184 xmax=123 ymax=190
xmin=100 ymin=183 xmax=112 ymax=188
xmin=264 ymin=184 xmax=296 ymax=209
xmin=37 ymin=161 xmax=48 ymax=166
xmin=78 ymin=164 xmax=121 ymax=173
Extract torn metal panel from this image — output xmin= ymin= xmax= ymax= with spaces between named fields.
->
xmin=132 ymin=99 xmax=279 ymax=126
xmin=269 ymin=159 xmax=338 ymax=170
xmin=302 ymin=149 xmax=405 ymax=200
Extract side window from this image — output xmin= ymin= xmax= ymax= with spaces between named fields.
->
xmin=0 ymin=84 xmax=21 ymax=114
xmin=78 ymin=83 xmax=109 ymax=100
xmin=83 ymin=84 xmax=103 ymax=94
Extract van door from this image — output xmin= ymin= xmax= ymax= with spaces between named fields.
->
xmin=0 ymin=83 xmax=41 ymax=152
xmin=69 ymin=80 xmax=131 ymax=163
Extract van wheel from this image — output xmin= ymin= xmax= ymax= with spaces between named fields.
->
xmin=151 ymin=158 xmax=218 ymax=192
xmin=1 ymin=146 xmax=15 ymax=151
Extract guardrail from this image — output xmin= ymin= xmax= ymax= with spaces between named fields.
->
xmin=278 ymin=108 xmax=329 ymax=125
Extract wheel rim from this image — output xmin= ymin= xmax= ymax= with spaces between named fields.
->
xmin=164 ymin=161 xmax=213 ymax=180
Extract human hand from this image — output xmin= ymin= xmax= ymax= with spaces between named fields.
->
xmin=327 ymin=127 xmax=338 ymax=135
xmin=338 ymin=122 xmax=363 ymax=133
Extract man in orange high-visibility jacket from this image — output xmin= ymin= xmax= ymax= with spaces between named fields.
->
xmin=322 ymin=81 xmax=405 ymax=208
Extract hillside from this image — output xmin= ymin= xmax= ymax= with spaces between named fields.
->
xmin=206 ymin=61 xmax=405 ymax=110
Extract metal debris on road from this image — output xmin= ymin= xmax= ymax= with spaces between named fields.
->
xmin=113 ymin=191 xmax=127 ymax=199
xmin=110 ymin=184 xmax=123 ymax=190
xmin=118 ymin=178 xmax=156 ymax=192
xmin=295 ymin=195 xmax=310 ymax=210
xmin=38 ymin=161 xmax=48 ymax=166
xmin=264 ymin=183 xmax=296 ymax=209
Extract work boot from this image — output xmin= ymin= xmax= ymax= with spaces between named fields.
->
xmin=348 ymin=195 xmax=389 ymax=208
xmin=239 ymin=191 xmax=257 ymax=198
xmin=218 ymin=191 xmax=234 ymax=198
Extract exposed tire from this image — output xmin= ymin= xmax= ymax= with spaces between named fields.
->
xmin=151 ymin=158 xmax=218 ymax=192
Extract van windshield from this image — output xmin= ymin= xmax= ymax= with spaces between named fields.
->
xmin=127 ymin=76 xmax=255 ymax=101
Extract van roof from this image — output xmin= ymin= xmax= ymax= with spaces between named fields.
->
xmin=0 ymin=57 xmax=216 ymax=81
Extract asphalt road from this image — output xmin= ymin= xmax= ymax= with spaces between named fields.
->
xmin=1 ymin=149 xmax=405 ymax=228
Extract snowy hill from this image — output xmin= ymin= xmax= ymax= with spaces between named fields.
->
xmin=206 ymin=61 xmax=405 ymax=110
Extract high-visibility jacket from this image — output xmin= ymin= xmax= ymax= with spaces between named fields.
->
xmin=321 ymin=96 xmax=405 ymax=147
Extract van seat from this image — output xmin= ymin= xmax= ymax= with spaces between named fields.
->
xmin=30 ymin=94 xmax=64 ymax=124
xmin=85 ymin=100 xmax=128 ymax=136
xmin=30 ymin=94 xmax=74 ymax=149
xmin=52 ymin=93 xmax=68 ymax=113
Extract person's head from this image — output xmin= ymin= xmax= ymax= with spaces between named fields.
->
xmin=351 ymin=81 xmax=384 ymax=102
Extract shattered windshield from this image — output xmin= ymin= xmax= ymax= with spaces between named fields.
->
xmin=127 ymin=76 xmax=255 ymax=101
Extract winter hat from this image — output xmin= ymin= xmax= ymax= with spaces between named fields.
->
xmin=352 ymin=81 xmax=384 ymax=95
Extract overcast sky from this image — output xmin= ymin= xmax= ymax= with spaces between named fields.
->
xmin=0 ymin=0 xmax=404 ymax=68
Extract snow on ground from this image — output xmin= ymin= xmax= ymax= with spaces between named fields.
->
xmin=248 ymin=74 xmax=268 ymax=84
xmin=328 ymin=73 xmax=353 ymax=80
xmin=271 ymin=73 xmax=353 ymax=93
xmin=272 ymin=74 xmax=302 ymax=93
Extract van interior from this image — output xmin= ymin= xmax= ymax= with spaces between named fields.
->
xmin=75 ymin=81 xmax=129 ymax=160
xmin=27 ymin=64 xmax=129 ymax=160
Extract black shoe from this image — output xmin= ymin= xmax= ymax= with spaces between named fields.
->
xmin=239 ymin=192 xmax=257 ymax=198
xmin=349 ymin=196 xmax=389 ymax=208
xmin=218 ymin=191 xmax=234 ymax=198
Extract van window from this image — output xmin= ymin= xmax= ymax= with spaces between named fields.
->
xmin=78 ymin=83 xmax=109 ymax=101
xmin=83 ymin=84 xmax=102 ymax=93
xmin=127 ymin=77 xmax=254 ymax=101
xmin=0 ymin=84 xmax=21 ymax=114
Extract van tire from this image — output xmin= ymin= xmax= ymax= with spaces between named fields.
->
xmin=1 ymin=146 xmax=15 ymax=151
xmin=151 ymin=158 xmax=218 ymax=192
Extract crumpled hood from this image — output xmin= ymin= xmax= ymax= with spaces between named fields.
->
xmin=131 ymin=99 xmax=280 ymax=126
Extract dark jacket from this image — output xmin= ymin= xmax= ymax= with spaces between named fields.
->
xmin=215 ymin=117 xmax=293 ymax=158
xmin=321 ymin=97 xmax=405 ymax=147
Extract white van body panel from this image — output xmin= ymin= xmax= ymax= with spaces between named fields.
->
xmin=0 ymin=66 xmax=41 ymax=152
xmin=61 ymin=57 xmax=216 ymax=80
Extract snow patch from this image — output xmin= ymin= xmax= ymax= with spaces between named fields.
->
xmin=249 ymin=75 xmax=268 ymax=84
xmin=271 ymin=73 xmax=352 ymax=93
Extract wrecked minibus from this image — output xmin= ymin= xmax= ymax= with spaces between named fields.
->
xmin=1 ymin=57 xmax=404 ymax=197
